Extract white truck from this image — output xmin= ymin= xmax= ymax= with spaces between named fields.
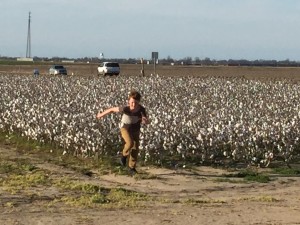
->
xmin=97 ymin=62 xmax=120 ymax=76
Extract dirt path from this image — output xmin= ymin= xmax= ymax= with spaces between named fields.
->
xmin=1 ymin=143 xmax=300 ymax=225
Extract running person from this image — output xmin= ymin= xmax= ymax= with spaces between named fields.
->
xmin=96 ymin=90 xmax=149 ymax=175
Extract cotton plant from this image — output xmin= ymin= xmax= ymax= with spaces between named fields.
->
xmin=0 ymin=74 xmax=300 ymax=167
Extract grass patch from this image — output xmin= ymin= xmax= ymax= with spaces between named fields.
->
xmin=52 ymin=178 xmax=149 ymax=208
xmin=55 ymin=182 xmax=149 ymax=208
xmin=0 ymin=158 xmax=38 ymax=174
xmin=272 ymin=167 xmax=300 ymax=175
xmin=0 ymin=131 xmax=125 ymax=177
xmin=93 ymin=156 xmax=129 ymax=176
xmin=184 ymin=198 xmax=226 ymax=204
xmin=222 ymin=169 xmax=271 ymax=183
xmin=1 ymin=171 xmax=49 ymax=193
xmin=0 ymin=162 xmax=19 ymax=174
xmin=239 ymin=196 xmax=280 ymax=202
xmin=0 ymin=60 xmax=40 ymax=65
xmin=244 ymin=174 xmax=271 ymax=183
xmin=0 ymin=158 xmax=149 ymax=209
xmin=0 ymin=132 xmax=47 ymax=152
xmin=224 ymin=169 xmax=257 ymax=178
xmin=54 ymin=178 xmax=108 ymax=194
xmin=108 ymin=188 xmax=149 ymax=205
xmin=60 ymin=194 xmax=109 ymax=207
xmin=0 ymin=131 xmax=160 ymax=182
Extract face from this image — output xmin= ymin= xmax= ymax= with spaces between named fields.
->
xmin=128 ymin=97 xmax=139 ymax=110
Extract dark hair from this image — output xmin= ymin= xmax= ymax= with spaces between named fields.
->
xmin=128 ymin=90 xmax=141 ymax=101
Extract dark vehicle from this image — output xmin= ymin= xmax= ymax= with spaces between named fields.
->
xmin=33 ymin=69 xmax=39 ymax=76
xmin=49 ymin=65 xmax=67 ymax=75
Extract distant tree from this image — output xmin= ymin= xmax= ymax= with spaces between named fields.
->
xmin=217 ymin=60 xmax=228 ymax=66
xmin=167 ymin=55 xmax=174 ymax=63
xmin=160 ymin=56 xmax=174 ymax=65
xmin=183 ymin=57 xmax=192 ymax=65
xmin=194 ymin=57 xmax=201 ymax=65
xmin=202 ymin=57 xmax=211 ymax=65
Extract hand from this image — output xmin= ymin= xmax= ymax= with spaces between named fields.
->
xmin=96 ymin=112 xmax=102 ymax=119
xmin=141 ymin=117 xmax=150 ymax=124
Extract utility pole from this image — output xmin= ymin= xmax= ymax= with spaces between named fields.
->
xmin=140 ymin=58 xmax=145 ymax=77
xmin=26 ymin=12 xmax=31 ymax=58
xmin=152 ymin=52 xmax=158 ymax=75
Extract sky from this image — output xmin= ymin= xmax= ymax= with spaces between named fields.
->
xmin=1 ymin=0 xmax=300 ymax=60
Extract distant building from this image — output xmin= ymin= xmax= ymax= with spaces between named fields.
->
xmin=17 ymin=57 xmax=33 ymax=62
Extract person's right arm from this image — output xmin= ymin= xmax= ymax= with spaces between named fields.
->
xmin=96 ymin=107 xmax=120 ymax=119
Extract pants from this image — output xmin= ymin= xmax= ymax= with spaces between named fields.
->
xmin=120 ymin=128 xmax=140 ymax=168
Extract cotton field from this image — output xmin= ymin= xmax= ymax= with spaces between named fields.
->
xmin=1 ymin=74 xmax=300 ymax=167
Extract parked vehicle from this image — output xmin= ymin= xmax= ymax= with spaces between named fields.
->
xmin=49 ymin=65 xmax=67 ymax=75
xmin=97 ymin=62 xmax=120 ymax=76
xmin=33 ymin=69 xmax=39 ymax=76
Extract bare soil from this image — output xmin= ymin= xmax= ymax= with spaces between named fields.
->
xmin=1 ymin=63 xmax=300 ymax=80
xmin=1 ymin=141 xmax=300 ymax=225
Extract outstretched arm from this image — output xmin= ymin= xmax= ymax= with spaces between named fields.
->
xmin=96 ymin=107 xmax=120 ymax=119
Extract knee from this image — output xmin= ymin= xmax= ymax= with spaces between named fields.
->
xmin=124 ymin=140 xmax=134 ymax=149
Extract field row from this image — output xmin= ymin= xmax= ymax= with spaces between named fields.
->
xmin=1 ymin=74 xmax=300 ymax=167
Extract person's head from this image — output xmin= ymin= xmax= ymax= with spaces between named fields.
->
xmin=128 ymin=90 xmax=141 ymax=110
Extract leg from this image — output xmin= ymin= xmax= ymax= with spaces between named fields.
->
xmin=120 ymin=128 xmax=134 ymax=158
xmin=128 ymin=130 xmax=140 ymax=169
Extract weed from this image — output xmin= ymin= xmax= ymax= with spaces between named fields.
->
xmin=244 ymin=174 xmax=271 ymax=183
xmin=0 ymin=159 xmax=38 ymax=174
xmin=224 ymin=169 xmax=257 ymax=178
xmin=223 ymin=169 xmax=271 ymax=183
xmin=60 ymin=194 xmax=108 ymax=207
xmin=239 ymin=196 xmax=280 ymax=202
xmin=184 ymin=198 xmax=226 ymax=204
xmin=55 ymin=184 xmax=148 ymax=208
xmin=108 ymin=188 xmax=148 ymax=203
xmin=0 ymin=162 xmax=18 ymax=174
xmin=4 ymin=202 xmax=15 ymax=208
xmin=272 ymin=167 xmax=300 ymax=175
xmin=54 ymin=178 xmax=108 ymax=194
xmin=1 ymin=171 xmax=49 ymax=193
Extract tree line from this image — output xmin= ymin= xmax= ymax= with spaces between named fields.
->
xmin=0 ymin=56 xmax=299 ymax=67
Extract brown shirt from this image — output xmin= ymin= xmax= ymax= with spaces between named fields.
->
xmin=119 ymin=105 xmax=147 ymax=131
